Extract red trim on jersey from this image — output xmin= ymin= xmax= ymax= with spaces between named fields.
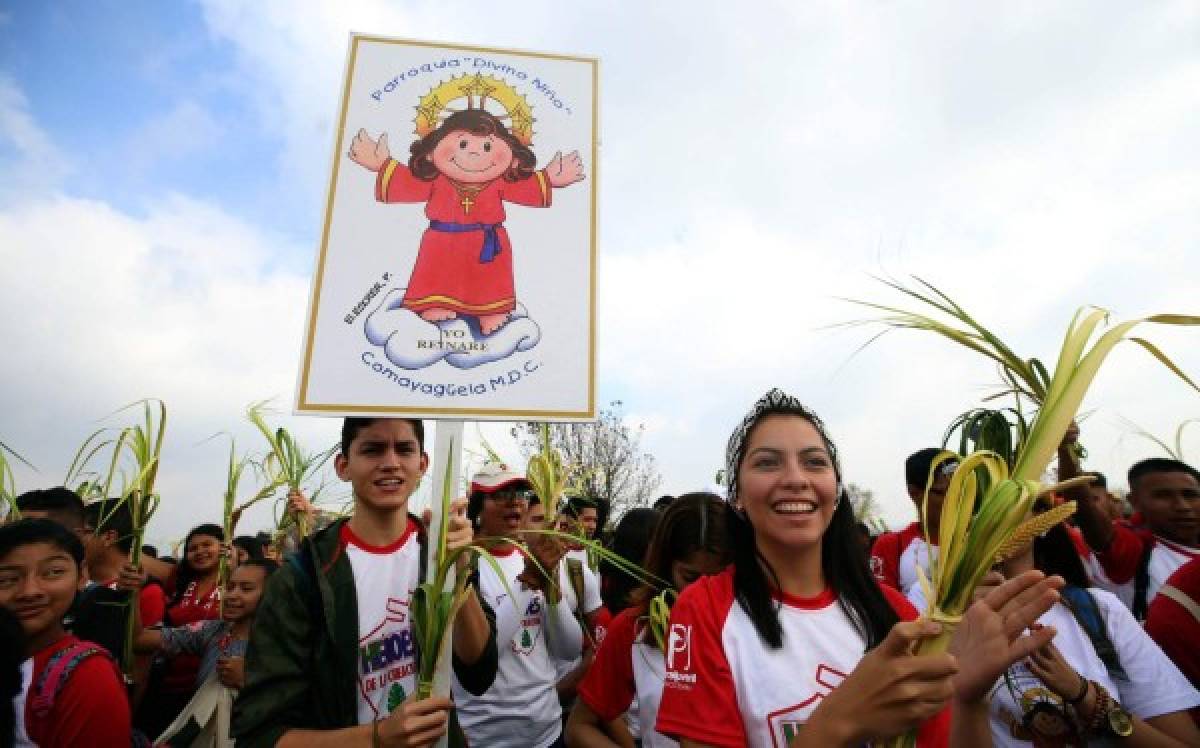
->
xmin=578 ymin=606 xmax=643 ymax=721
xmin=1145 ymin=557 xmax=1200 ymax=688
xmin=1156 ymin=536 xmax=1200 ymax=559
xmin=486 ymin=543 xmax=522 ymax=558
xmin=340 ymin=518 xmax=417 ymax=554
xmin=1096 ymin=522 xmax=1151 ymax=584
xmin=772 ymin=586 xmax=837 ymax=610
xmin=870 ymin=522 xmax=923 ymax=590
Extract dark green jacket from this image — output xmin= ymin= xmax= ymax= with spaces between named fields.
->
xmin=231 ymin=516 xmax=498 ymax=746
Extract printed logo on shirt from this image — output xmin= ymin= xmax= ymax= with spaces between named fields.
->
xmin=665 ymin=623 xmax=691 ymax=671
xmin=766 ymin=664 xmax=846 ymax=748
xmin=869 ymin=555 xmax=883 ymax=579
xmin=358 ymin=597 xmax=417 ymax=716
xmin=512 ymin=594 xmax=544 ymax=655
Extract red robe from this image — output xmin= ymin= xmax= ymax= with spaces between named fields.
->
xmin=375 ymin=159 xmax=552 ymax=317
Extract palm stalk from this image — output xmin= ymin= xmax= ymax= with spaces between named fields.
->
xmin=526 ymin=423 xmax=569 ymax=524
xmin=116 ymin=400 xmax=167 ymax=683
xmin=246 ymin=401 xmax=335 ymax=541
xmin=0 ymin=440 xmax=35 ymax=520
xmin=214 ymin=440 xmax=284 ymax=615
xmin=1118 ymin=415 xmax=1199 ymax=462
xmin=848 ymin=279 xmax=1200 ymax=748
xmin=646 ymin=589 xmax=677 ymax=651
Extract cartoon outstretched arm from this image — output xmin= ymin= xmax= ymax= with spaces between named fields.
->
xmin=544 ymin=150 xmax=585 ymax=187
xmin=348 ymin=128 xmax=390 ymax=172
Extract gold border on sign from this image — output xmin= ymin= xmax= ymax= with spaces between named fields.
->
xmin=295 ymin=34 xmax=599 ymax=420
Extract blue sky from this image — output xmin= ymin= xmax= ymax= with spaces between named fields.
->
xmin=3 ymin=0 xmax=1200 ymax=544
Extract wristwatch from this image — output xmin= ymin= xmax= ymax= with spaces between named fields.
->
xmin=1088 ymin=681 xmax=1134 ymax=738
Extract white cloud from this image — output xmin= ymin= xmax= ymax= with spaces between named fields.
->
xmin=0 ymin=74 xmax=70 ymax=198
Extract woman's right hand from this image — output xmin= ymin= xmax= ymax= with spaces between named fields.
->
xmin=802 ymin=620 xmax=957 ymax=745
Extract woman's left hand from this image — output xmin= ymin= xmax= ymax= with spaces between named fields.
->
xmin=1026 ymin=639 xmax=1083 ymax=698
xmin=949 ymin=570 xmax=1064 ymax=703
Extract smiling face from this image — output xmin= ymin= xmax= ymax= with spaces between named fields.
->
xmin=335 ymin=419 xmax=429 ymax=516
xmin=429 ymin=128 xmax=515 ymax=184
xmin=186 ymin=533 xmax=221 ymax=576
xmin=735 ymin=414 xmax=840 ymax=562
xmin=0 ymin=541 xmax=83 ymax=651
xmin=223 ymin=564 xmax=267 ymax=623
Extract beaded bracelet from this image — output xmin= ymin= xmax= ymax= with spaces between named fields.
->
xmin=1065 ymin=674 xmax=1089 ymax=706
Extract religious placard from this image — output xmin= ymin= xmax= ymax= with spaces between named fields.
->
xmin=296 ymin=34 xmax=597 ymax=420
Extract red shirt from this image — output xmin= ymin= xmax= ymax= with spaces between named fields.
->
xmin=25 ymin=635 xmax=131 ymax=748
xmin=100 ymin=578 xmax=166 ymax=627
xmin=1145 ymin=556 xmax=1200 ymax=689
xmin=163 ymin=579 xmax=222 ymax=692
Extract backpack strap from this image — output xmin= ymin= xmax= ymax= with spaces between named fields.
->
xmin=1158 ymin=584 xmax=1200 ymax=622
xmin=1060 ymin=585 xmax=1126 ymax=681
xmin=1132 ymin=538 xmax=1156 ymax=621
xmin=30 ymin=642 xmax=113 ymax=719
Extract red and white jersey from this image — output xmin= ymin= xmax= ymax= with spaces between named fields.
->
xmin=1094 ymin=523 xmax=1200 ymax=612
xmin=870 ymin=523 xmax=937 ymax=604
xmin=12 ymin=658 xmax=33 ymax=747
xmin=342 ymin=521 xmax=422 ymax=725
xmin=454 ymin=545 xmax=582 ymax=748
xmin=656 ymin=567 xmax=949 ymax=748
xmin=578 ymin=607 xmax=675 ymax=748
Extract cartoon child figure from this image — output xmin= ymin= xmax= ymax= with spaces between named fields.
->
xmin=349 ymin=103 xmax=585 ymax=336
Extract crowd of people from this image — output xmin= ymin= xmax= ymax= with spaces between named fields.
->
xmin=2 ymin=390 xmax=1199 ymax=747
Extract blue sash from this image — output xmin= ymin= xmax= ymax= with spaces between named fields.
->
xmin=428 ymin=220 xmax=502 ymax=263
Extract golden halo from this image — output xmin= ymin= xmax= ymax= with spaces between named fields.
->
xmin=414 ymin=73 xmax=536 ymax=146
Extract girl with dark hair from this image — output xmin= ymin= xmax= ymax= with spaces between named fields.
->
xmin=975 ymin=501 xmax=1200 ymax=746
xmin=348 ymin=107 xmax=585 ymax=336
xmin=656 ymin=389 xmax=1066 ymax=747
xmin=137 ymin=522 xmax=226 ymax=738
xmin=569 ymin=493 xmax=728 ymax=748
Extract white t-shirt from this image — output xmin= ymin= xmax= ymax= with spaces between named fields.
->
xmin=554 ymin=548 xmax=603 ymax=679
xmin=342 ymin=520 xmax=423 ymax=725
xmin=907 ymin=583 xmax=1200 ymax=746
xmin=989 ymin=588 xmax=1200 ymax=746
xmin=453 ymin=545 xmax=584 ymax=748
xmin=869 ymin=522 xmax=938 ymax=606
xmin=12 ymin=658 xmax=33 ymax=747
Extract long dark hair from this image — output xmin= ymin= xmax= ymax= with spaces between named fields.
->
xmin=601 ymin=507 xmax=661 ymax=613
xmin=1032 ymin=522 xmax=1090 ymax=590
xmin=409 ymin=110 xmax=536 ymax=183
xmin=729 ymin=409 xmax=899 ymax=650
xmin=628 ymin=494 xmax=730 ymax=610
xmin=169 ymin=523 xmax=224 ymax=607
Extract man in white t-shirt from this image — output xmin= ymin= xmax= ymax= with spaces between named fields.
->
xmin=455 ymin=466 xmax=584 ymax=748
xmin=234 ymin=418 xmax=498 ymax=748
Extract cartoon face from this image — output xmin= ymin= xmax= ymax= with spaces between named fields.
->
xmin=429 ymin=129 xmax=514 ymax=184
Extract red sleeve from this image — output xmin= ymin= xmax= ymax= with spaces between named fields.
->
xmin=879 ymin=585 xmax=953 ymax=747
xmin=139 ymin=583 xmax=166 ymax=627
xmin=40 ymin=653 xmax=131 ymax=748
xmin=498 ymin=170 xmax=552 ymax=207
xmin=1096 ymin=523 xmax=1150 ymax=584
xmin=376 ymin=159 xmax=435 ymax=203
xmin=870 ymin=532 xmax=901 ymax=590
xmin=1145 ymin=558 xmax=1200 ymax=688
xmin=1065 ymin=525 xmax=1092 ymax=559
xmin=655 ymin=571 xmax=747 ymax=748
xmin=578 ymin=607 xmax=639 ymax=721
xmin=587 ymin=605 xmax=613 ymax=654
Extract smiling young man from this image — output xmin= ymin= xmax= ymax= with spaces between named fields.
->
xmin=232 ymin=418 xmax=498 ymax=748
xmin=0 ymin=518 xmax=131 ymax=747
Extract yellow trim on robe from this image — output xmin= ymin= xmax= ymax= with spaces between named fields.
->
xmin=536 ymin=170 xmax=550 ymax=206
xmin=377 ymin=159 xmax=400 ymax=202
xmin=406 ymin=295 xmax=515 ymax=312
